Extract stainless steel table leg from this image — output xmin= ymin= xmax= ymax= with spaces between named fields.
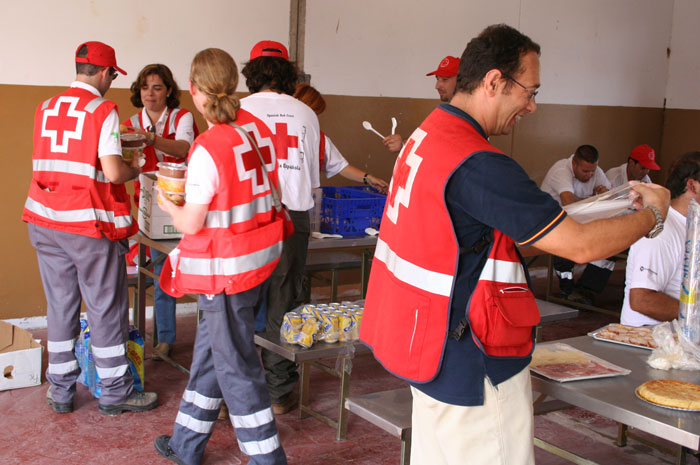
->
xmin=337 ymin=357 xmax=350 ymax=441
xmin=299 ymin=361 xmax=310 ymax=419
xmin=616 ymin=423 xmax=628 ymax=447
xmin=401 ymin=434 xmax=411 ymax=465
xmin=136 ymin=242 xmax=148 ymax=337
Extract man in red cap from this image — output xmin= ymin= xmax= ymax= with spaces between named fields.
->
xmin=240 ymin=40 xmax=322 ymax=415
xmin=383 ymin=55 xmax=461 ymax=153
xmin=606 ymin=144 xmax=660 ymax=187
xmin=22 ymin=41 xmax=158 ymax=415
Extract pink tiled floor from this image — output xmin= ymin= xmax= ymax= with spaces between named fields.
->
xmin=0 ymin=271 xmax=691 ymax=464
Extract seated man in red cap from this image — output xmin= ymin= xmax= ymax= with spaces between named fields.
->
xmin=606 ymin=144 xmax=660 ymax=188
xmin=383 ymin=55 xmax=461 ymax=153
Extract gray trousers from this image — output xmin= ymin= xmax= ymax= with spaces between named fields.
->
xmin=28 ymin=223 xmax=134 ymax=405
xmin=261 ymin=210 xmax=310 ymax=403
xmin=169 ymin=282 xmax=287 ymax=465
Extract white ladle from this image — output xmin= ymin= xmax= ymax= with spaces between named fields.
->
xmin=391 ymin=117 xmax=397 ymax=135
xmin=362 ymin=121 xmax=385 ymax=139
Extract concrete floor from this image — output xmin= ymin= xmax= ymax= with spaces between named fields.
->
xmin=0 ymin=267 xmax=695 ymax=464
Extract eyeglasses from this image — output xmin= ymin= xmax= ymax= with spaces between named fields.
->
xmin=501 ymin=72 xmax=538 ymax=101
xmin=109 ymin=67 xmax=118 ymax=80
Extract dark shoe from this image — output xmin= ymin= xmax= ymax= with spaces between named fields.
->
xmin=152 ymin=342 xmax=171 ymax=361
xmin=567 ymin=289 xmax=595 ymax=306
xmin=154 ymin=435 xmax=187 ymax=465
xmin=98 ymin=391 xmax=158 ymax=415
xmin=272 ymin=392 xmax=298 ymax=415
xmin=46 ymin=386 xmax=73 ymax=413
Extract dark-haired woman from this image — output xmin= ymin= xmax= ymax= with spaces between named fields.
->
xmin=124 ymin=64 xmax=198 ymax=361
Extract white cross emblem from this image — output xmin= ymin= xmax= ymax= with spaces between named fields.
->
xmin=41 ymin=96 xmax=86 ymax=153
xmin=386 ymin=128 xmax=426 ymax=224
xmin=234 ymin=122 xmax=277 ymax=195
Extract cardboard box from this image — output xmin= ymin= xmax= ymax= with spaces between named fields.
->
xmin=0 ymin=321 xmax=42 ymax=391
xmin=137 ymin=173 xmax=183 ymax=239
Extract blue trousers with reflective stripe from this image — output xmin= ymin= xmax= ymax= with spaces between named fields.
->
xmin=28 ymin=223 xmax=134 ymax=405
xmin=168 ymin=281 xmax=287 ymax=465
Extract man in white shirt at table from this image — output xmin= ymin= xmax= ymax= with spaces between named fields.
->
xmin=606 ymin=144 xmax=659 ymax=188
xmin=540 ymin=145 xmax=613 ymax=304
xmin=622 ymin=151 xmax=700 ymax=326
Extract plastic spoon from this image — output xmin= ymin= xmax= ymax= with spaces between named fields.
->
xmin=391 ymin=117 xmax=397 ymax=135
xmin=362 ymin=121 xmax=385 ymax=139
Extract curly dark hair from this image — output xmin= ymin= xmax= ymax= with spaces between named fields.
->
xmin=241 ymin=57 xmax=299 ymax=95
xmin=456 ymin=24 xmax=540 ymax=94
xmin=666 ymin=151 xmax=700 ymax=199
xmin=129 ymin=64 xmax=181 ymax=109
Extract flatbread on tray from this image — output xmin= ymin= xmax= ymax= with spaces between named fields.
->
xmin=637 ymin=379 xmax=700 ymax=410
xmin=592 ymin=324 xmax=658 ymax=349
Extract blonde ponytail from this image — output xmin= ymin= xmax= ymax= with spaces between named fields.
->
xmin=190 ymin=48 xmax=240 ymax=124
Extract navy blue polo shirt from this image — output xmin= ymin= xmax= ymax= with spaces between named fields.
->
xmin=409 ymin=104 xmax=565 ymax=406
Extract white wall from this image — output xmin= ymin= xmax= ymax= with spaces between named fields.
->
xmin=306 ymin=0 xmax=674 ymax=108
xmin=1 ymin=0 xmax=699 ymax=110
xmin=0 ymin=0 xmax=290 ymax=92
xmin=666 ymin=0 xmax=700 ymax=109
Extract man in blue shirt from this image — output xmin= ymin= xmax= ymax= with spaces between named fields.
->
xmin=362 ymin=24 xmax=671 ymax=465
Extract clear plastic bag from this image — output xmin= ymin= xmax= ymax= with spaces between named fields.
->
xmin=563 ymin=182 xmax=636 ymax=224
xmin=647 ymin=320 xmax=700 ymax=371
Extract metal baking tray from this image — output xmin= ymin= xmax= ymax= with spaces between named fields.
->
xmin=588 ymin=323 xmax=656 ymax=351
xmin=530 ymin=342 xmax=631 ymax=382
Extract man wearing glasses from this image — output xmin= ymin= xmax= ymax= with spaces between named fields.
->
xmin=23 ymin=41 xmax=157 ymax=416
xmin=361 ymin=24 xmax=669 ymax=465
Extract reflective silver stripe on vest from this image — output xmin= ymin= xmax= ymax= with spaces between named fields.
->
xmin=33 ymin=159 xmax=109 ymax=183
xmin=478 ymin=258 xmax=527 ymax=284
xmin=205 ymin=194 xmax=275 ymax=228
xmin=178 ymin=240 xmax=282 ymax=276
xmin=168 ymin=108 xmax=180 ymax=133
xmin=83 ymin=96 xmax=107 ymax=114
xmin=24 ymin=197 xmax=132 ymax=229
xmin=41 ymin=98 xmax=52 ymax=111
xmin=374 ymin=237 xmax=453 ymax=297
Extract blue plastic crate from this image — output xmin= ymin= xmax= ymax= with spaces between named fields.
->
xmin=320 ymin=186 xmax=386 ymax=235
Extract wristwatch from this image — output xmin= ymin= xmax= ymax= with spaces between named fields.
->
xmin=645 ymin=205 xmax=664 ymax=238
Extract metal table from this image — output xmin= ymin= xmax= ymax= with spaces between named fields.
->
xmin=254 ymin=331 xmax=370 ymax=441
xmin=531 ymin=335 xmax=700 ymax=464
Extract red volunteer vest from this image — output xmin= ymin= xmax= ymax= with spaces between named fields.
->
xmin=360 ymin=108 xmax=540 ymax=383
xmin=159 ymin=109 xmax=290 ymax=296
xmin=22 ymin=86 xmax=137 ymax=240
xmin=124 ymin=107 xmax=199 ymax=173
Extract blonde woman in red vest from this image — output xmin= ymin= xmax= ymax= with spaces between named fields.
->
xmin=153 ymin=48 xmax=288 ymax=465
xmin=123 ymin=64 xmax=199 ymax=362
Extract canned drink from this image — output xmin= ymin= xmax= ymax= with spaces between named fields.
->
xmin=301 ymin=305 xmax=317 ymax=315
xmin=328 ymin=302 xmax=341 ymax=308
xmin=281 ymin=312 xmax=303 ymax=344
xmin=298 ymin=317 xmax=319 ymax=348
xmin=339 ymin=313 xmax=355 ymax=342
xmin=351 ymin=311 xmax=363 ymax=340
xmin=320 ymin=311 xmax=340 ymax=343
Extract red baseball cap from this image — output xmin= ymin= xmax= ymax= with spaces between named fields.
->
xmin=630 ymin=144 xmax=660 ymax=170
xmin=250 ymin=40 xmax=289 ymax=61
xmin=75 ymin=41 xmax=127 ymax=75
xmin=426 ymin=56 xmax=460 ymax=77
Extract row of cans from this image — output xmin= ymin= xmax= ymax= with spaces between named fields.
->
xmin=280 ymin=303 xmax=364 ymax=348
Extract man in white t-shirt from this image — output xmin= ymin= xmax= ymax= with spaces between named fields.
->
xmin=606 ymin=144 xmax=659 ymax=188
xmin=540 ymin=145 xmax=614 ymax=303
xmin=621 ymin=152 xmax=700 ymax=326
xmin=240 ymin=40 xmax=322 ymax=415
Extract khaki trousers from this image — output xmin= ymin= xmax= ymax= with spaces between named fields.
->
xmin=410 ymin=367 xmax=534 ymax=465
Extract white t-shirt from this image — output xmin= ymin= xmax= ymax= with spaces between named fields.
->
xmin=138 ymin=107 xmax=195 ymax=162
xmin=323 ymin=134 xmax=349 ymax=178
xmin=185 ymin=144 xmax=218 ymax=205
xmin=240 ymin=92 xmax=321 ymax=211
xmin=70 ymin=81 xmax=122 ymax=158
xmin=540 ymin=154 xmax=612 ymax=206
xmin=620 ymin=206 xmax=685 ymax=327
xmin=605 ymin=162 xmax=652 ymax=188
